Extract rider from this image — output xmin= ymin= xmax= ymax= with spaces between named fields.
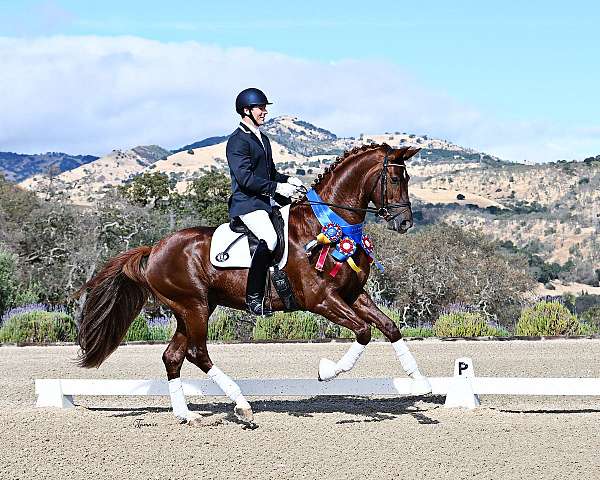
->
xmin=226 ymin=88 xmax=304 ymax=316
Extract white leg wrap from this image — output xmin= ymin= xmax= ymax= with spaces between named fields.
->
xmin=335 ymin=341 xmax=366 ymax=373
xmin=168 ymin=378 xmax=191 ymax=420
xmin=207 ymin=366 xmax=250 ymax=409
xmin=319 ymin=341 xmax=366 ymax=381
xmin=392 ymin=339 xmax=422 ymax=378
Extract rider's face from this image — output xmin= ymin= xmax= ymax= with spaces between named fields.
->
xmin=246 ymin=105 xmax=268 ymax=125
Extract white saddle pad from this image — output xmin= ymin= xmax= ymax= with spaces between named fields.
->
xmin=209 ymin=205 xmax=291 ymax=269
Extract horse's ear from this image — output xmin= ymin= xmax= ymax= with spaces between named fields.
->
xmin=390 ymin=146 xmax=420 ymax=162
xmin=404 ymin=147 xmax=421 ymax=160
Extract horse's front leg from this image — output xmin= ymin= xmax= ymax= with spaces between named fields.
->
xmin=310 ymin=293 xmax=371 ymax=381
xmin=351 ymin=291 xmax=432 ymax=394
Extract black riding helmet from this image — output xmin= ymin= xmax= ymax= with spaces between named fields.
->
xmin=235 ymin=88 xmax=272 ymax=126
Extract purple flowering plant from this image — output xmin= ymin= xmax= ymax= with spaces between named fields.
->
xmin=1 ymin=303 xmax=68 ymax=326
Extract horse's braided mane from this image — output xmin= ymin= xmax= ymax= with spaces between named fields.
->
xmin=306 ymin=142 xmax=390 ymax=191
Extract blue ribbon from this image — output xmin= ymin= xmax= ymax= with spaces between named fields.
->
xmin=306 ymin=189 xmax=384 ymax=272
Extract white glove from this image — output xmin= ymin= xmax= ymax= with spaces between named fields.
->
xmin=275 ymin=182 xmax=298 ymax=198
xmin=287 ymin=177 xmax=304 ymax=188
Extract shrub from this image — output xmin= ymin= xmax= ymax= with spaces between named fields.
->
xmin=401 ymin=327 xmax=435 ymax=337
xmin=0 ymin=311 xmax=76 ymax=343
xmin=515 ymin=301 xmax=582 ymax=336
xmin=124 ymin=314 xmax=150 ymax=341
xmin=365 ymin=223 xmax=535 ymax=329
xmin=580 ymin=306 xmax=600 ymax=332
xmin=338 ymin=306 xmax=435 ymax=339
xmin=575 ymin=294 xmax=600 ymax=314
xmin=147 ymin=315 xmax=174 ymax=341
xmin=253 ymin=311 xmax=319 ymax=341
xmin=2 ymin=303 xmax=63 ymax=324
xmin=434 ymin=312 xmax=508 ymax=337
xmin=208 ymin=308 xmax=237 ymax=341
xmin=0 ymin=247 xmax=39 ymax=315
xmin=0 ymin=247 xmax=20 ymax=315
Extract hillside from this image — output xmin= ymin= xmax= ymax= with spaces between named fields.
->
xmin=14 ymin=117 xmax=600 ymax=286
xmin=0 ymin=151 xmax=99 ymax=182
xmin=20 ymin=145 xmax=170 ymax=204
xmin=18 ymin=117 xmax=491 ymax=204
xmin=415 ymin=159 xmax=600 ymax=264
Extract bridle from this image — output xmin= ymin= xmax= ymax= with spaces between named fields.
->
xmin=298 ymin=148 xmax=412 ymax=222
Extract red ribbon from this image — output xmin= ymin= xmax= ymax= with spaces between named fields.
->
xmin=329 ymin=262 xmax=343 ymax=277
xmin=316 ymin=244 xmax=330 ymax=271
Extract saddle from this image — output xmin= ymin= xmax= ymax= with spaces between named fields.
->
xmin=209 ymin=205 xmax=299 ymax=311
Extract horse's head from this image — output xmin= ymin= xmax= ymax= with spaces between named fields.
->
xmin=368 ymin=146 xmax=419 ymax=234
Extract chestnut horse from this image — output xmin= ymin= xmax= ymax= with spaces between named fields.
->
xmin=76 ymin=143 xmax=431 ymax=425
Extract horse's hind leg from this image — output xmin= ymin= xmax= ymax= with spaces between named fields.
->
xmin=181 ymin=301 xmax=255 ymax=424
xmin=162 ymin=319 xmax=205 ymax=425
xmin=310 ymin=293 xmax=372 ymax=381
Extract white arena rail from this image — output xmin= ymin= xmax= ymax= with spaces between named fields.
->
xmin=34 ymin=357 xmax=600 ymax=410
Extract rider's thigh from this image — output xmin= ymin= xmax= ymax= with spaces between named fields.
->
xmin=239 ymin=210 xmax=278 ymax=252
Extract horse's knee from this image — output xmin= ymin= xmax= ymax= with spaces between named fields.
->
xmin=162 ymin=341 xmax=186 ymax=378
xmin=162 ymin=348 xmax=182 ymax=368
xmin=379 ymin=320 xmax=401 ymax=342
xmin=186 ymin=344 xmax=212 ymax=373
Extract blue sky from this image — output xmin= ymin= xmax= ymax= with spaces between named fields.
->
xmin=1 ymin=0 xmax=599 ymax=162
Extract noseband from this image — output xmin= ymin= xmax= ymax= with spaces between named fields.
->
xmin=300 ymin=147 xmax=412 ymax=222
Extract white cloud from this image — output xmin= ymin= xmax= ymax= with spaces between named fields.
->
xmin=0 ymin=35 xmax=598 ymax=162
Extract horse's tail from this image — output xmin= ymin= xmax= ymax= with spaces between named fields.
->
xmin=75 ymin=245 xmax=153 ymax=368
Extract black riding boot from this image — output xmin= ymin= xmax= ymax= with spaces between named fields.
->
xmin=246 ymin=240 xmax=273 ymax=316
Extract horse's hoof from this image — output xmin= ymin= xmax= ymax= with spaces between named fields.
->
xmin=410 ymin=376 xmax=433 ymax=395
xmin=318 ymin=358 xmax=338 ymax=382
xmin=184 ymin=411 xmax=203 ymax=426
xmin=187 ymin=417 xmax=205 ymax=427
xmin=234 ymin=405 xmax=254 ymax=424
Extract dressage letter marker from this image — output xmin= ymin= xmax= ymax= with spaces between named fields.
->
xmin=444 ymin=358 xmax=480 ymax=409
xmin=34 ymin=358 xmax=600 ymax=411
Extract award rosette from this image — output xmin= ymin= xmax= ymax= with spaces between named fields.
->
xmin=361 ymin=234 xmax=374 ymax=255
xmin=322 ymin=222 xmax=343 ymax=243
xmin=337 ymin=237 xmax=356 ymax=256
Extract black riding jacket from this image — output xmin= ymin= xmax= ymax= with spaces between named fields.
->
xmin=226 ymin=122 xmax=289 ymax=218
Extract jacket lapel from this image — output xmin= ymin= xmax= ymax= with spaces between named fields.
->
xmin=261 ymin=133 xmax=272 ymax=162
xmin=238 ymin=122 xmax=265 ymax=152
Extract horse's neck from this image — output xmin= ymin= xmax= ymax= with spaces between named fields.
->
xmin=314 ymin=153 xmax=376 ymax=225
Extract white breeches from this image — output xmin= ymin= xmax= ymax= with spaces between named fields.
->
xmin=239 ymin=209 xmax=278 ymax=252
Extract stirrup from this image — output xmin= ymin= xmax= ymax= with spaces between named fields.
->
xmin=247 ymin=304 xmax=273 ymax=317
xmin=246 ymin=294 xmax=273 ymax=317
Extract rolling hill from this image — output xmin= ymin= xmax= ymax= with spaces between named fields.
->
xmin=14 ymin=116 xmax=600 ymax=287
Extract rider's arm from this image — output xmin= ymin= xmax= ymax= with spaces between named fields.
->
xmin=226 ymin=137 xmax=278 ymax=196
xmin=270 ymin=162 xmax=289 ymax=183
